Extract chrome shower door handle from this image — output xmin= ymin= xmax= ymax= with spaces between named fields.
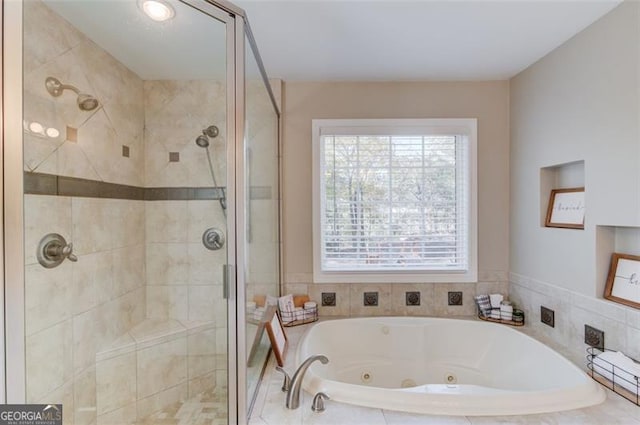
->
xmin=223 ymin=264 xmax=235 ymax=299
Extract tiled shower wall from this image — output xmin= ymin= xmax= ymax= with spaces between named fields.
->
xmin=23 ymin=2 xmax=228 ymax=423
xmin=23 ymin=2 xmax=147 ymax=423
xmin=24 ymin=195 xmax=146 ymax=422
xmin=143 ymin=80 xmax=227 ymax=324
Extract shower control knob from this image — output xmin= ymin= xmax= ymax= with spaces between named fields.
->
xmin=62 ymin=243 xmax=78 ymax=262
xmin=37 ymin=233 xmax=78 ymax=268
xmin=202 ymin=227 xmax=225 ymax=251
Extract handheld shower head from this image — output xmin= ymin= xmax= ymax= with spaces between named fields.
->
xmin=195 ymin=135 xmax=210 ymax=148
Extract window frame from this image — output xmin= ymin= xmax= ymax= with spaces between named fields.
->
xmin=312 ymin=118 xmax=478 ymax=283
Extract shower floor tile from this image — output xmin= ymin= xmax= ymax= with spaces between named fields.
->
xmin=136 ymin=388 xmax=228 ymax=425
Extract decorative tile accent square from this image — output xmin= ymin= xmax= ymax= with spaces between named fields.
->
xmin=122 ymin=145 xmax=130 ymax=158
xmin=541 ymin=306 xmax=555 ymax=328
xmin=169 ymin=152 xmax=180 ymax=162
xmin=585 ymin=325 xmax=605 ymax=351
xmin=321 ymin=292 xmax=336 ymax=307
xmin=405 ymin=291 xmax=420 ymax=306
xmin=66 ymin=126 xmax=78 ymax=142
xmin=363 ymin=292 xmax=378 ymax=307
xmin=448 ymin=291 xmax=463 ymax=306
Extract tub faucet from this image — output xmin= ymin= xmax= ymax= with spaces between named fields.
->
xmin=286 ymin=354 xmax=329 ymax=409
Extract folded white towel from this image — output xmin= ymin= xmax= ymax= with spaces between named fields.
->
xmin=266 ymin=295 xmax=278 ymax=306
xmin=489 ymin=294 xmax=504 ymax=308
xmin=490 ymin=308 xmax=501 ymax=319
xmin=593 ymin=351 xmax=640 ymax=394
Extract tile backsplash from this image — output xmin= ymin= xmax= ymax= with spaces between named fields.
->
xmin=285 ymin=272 xmax=509 ymax=318
xmin=509 ymin=272 xmax=640 ymax=367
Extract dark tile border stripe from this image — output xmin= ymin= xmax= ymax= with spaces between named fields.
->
xmin=25 ymin=172 xmax=224 ymax=201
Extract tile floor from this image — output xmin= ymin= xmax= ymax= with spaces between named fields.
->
xmin=249 ymin=318 xmax=640 ymax=425
xmin=136 ymin=389 xmax=227 ymax=425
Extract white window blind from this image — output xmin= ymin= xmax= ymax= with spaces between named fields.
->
xmin=312 ymin=119 xmax=477 ymax=283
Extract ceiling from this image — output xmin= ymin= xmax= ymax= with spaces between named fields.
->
xmin=44 ymin=0 xmax=622 ymax=81
xmin=237 ymin=0 xmax=622 ymax=81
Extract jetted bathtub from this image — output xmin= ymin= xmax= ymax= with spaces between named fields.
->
xmin=296 ymin=317 xmax=605 ymax=416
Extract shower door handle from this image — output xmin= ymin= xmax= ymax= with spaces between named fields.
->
xmin=223 ymin=264 xmax=234 ymax=299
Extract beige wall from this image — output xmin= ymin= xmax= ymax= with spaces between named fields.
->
xmin=281 ymin=81 xmax=510 ymax=314
xmin=509 ymin=1 xmax=640 ymax=366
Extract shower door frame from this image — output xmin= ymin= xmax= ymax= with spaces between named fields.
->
xmin=3 ymin=0 xmax=26 ymax=403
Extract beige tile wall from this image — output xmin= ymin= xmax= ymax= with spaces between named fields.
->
xmin=25 ymin=195 xmax=146 ymax=425
xmin=144 ymin=200 xmax=225 ymax=322
xmin=286 ymin=274 xmax=509 ymax=318
xmin=24 ymin=1 xmax=144 ymax=187
xmin=509 ymin=273 xmax=640 ymax=368
xmin=143 ymin=80 xmax=226 ymax=188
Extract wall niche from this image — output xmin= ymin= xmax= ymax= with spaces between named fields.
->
xmin=539 ymin=160 xmax=585 ymax=228
xmin=596 ymin=225 xmax=640 ymax=299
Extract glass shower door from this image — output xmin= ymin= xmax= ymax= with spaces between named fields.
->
xmin=243 ymin=32 xmax=281 ymax=416
xmin=14 ymin=1 xmax=236 ymax=424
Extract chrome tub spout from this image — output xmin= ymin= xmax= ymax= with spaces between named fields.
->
xmin=286 ymin=354 xmax=329 ymax=409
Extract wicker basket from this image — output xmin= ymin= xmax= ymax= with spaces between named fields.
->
xmin=279 ymin=306 xmax=318 ymax=327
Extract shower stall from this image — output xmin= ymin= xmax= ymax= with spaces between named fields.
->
xmin=1 ymin=0 xmax=280 ymax=424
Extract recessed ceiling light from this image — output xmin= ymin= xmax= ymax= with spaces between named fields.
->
xmin=139 ymin=0 xmax=175 ymax=22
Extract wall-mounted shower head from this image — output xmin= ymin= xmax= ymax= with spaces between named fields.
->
xmin=195 ymin=125 xmax=219 ymax=148
xmin=195 ymin=135 xmax=210 ymax=148
xmin=45 ymin=76 xmax=100 ymax=111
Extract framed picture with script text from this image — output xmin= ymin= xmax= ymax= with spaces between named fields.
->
xmin=545 ymin=187 xmax=585 ymax=229
xmin=604 ymin=253 xmax=640 ymax=309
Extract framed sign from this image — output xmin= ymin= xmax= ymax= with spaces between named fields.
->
xmin=604 ymin=253 xmax=640 ymax=309
xmin=265 ymin=307 xmax=288 ymax=366
xmin=545 ymin=187 xmax=585 ymax=229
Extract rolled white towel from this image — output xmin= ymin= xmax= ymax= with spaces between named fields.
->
xmin=304 ymin=301 xmax=317 ymax=310
xmin=593 ymin=351 xmax=640 ymax=394
xmin=293 ymin=307 xmax=305 ymax=321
